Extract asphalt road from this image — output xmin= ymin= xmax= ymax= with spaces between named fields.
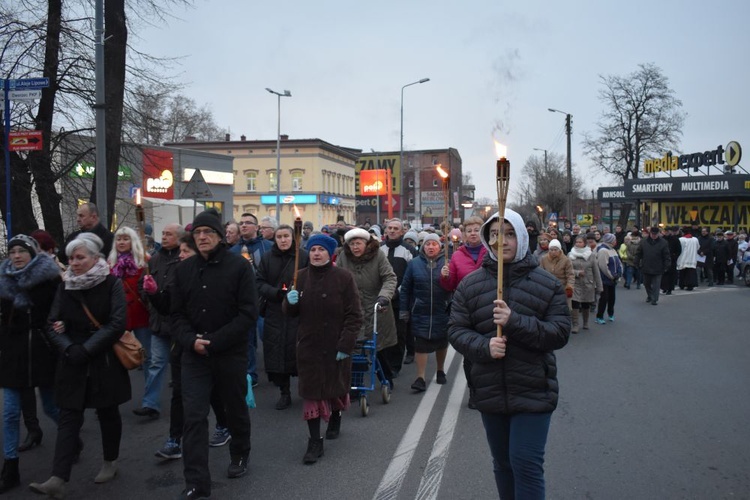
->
xmin=5 ymin=281 xmax=750 ymax=499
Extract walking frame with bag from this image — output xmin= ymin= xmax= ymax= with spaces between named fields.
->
xmin=80 ymin=301 xmax=145 ymax=370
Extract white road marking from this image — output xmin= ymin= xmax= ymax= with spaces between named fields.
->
xmin=372 ymin=348 xmax=457 ymax=500
xmin=415 ymin=362 xmax=467 ymax=500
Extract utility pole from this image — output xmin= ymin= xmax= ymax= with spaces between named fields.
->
xmin=565 ymin=113 xmax=572 ymax=222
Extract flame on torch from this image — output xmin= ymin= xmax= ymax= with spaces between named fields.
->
xmin=494 ymin=141 xmax=508 ymax=159
xmin=135 ymin=187 xmax=142 ymax=206
xmin=293 ymin=205 xmax=301 ymax=220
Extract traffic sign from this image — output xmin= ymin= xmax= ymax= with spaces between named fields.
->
xmin=3 ymin=89 xmax=42 ymax=101
xmin=9 ymin=131 xmax=43 ymax=152
xmin=7 ymin=78 xmax=50 ymax=90
xmin=548 ymin=212 xmax=558 ymax=222
xmin=181 ymin=169 xmax=213 ymax=199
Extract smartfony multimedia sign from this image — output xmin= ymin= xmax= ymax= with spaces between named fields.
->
xmin=624 ymin=174 xmax=750 ymax=200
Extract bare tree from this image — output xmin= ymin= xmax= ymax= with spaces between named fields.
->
xmin=582 ymin=63 xmax=684 ymax=226
xmin=583 ymin=63 xmax=685 ymax=181
xmin=516 ymin=151 xmax=583 ymax=219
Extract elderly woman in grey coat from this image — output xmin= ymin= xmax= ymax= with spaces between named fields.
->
xmin=335 ymin=228 xmax=398 ymax=387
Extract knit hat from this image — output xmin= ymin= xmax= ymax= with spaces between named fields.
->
xmin=548 ymin=239 xmax=562 ymax=250
xmin=192 ymin=209 xmax=223 ymax=236
xmin=303 ymin=221 xmax=314 ymax=230
xmin=422 ymin=233 xmax=441 ymax=246
xmin=418 ymin=231 xmax=429 ymax=245
xmin=650 ymin=226 xmax=661 ymax=234
xmin=307 ymin=234 xmax=337 ymax=257
xmin=8 ymin=234 xmax=39 ymax=257
xmin=345 ymin=227 xmax=371 ymax=244
xmin=404 ymin=229 xmax=419 ymax=245
xmin=369 ymin=225 xmax=382 ymax=239
xmin=602 ymin=233 xmax=616 ymax=245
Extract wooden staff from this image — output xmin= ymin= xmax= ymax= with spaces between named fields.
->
xmin=292 ymin=205 xmax=302 ymax=289
xmin=496 ymin=157 xmax=510 ymax=337
xmin=134 ymin=188 xmax=150 ymax=275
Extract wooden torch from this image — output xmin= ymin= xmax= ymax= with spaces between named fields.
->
xmin=435 ymin=164 xmax=451 ymax=264
xmin=495 ymin=143 xmax=510 ymax=337
xmin=134 ymin=188 xmax=150 ymax=275
xmin=292 ymin=205 xmax=302 ymax=289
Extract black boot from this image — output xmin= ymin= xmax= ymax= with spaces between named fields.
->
xmin=325 ymin=411 xmax=341 ymax=440
xmin=0 ymin=458 xmax=20 ymax=494
xmin=303 ymin=438 xmax=324 ymax=464
xmin=17 ymin=429 xmax=43 ymax=452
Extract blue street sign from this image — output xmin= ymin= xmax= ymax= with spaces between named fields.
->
xmin=548 ymin=212 xmax=558 ymax=222
xmin=9 ymin=78 xmax=50 ymax=90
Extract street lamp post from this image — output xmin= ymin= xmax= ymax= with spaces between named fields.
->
xmin=399 ymin=77 xmax=430 ymax=221
xmin=548 ymin=108 xmax=572 ymax=224
xmin=266 ymin=87 xmax=292 ymax=223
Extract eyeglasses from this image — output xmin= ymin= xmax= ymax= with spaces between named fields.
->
xmin=193 ymin=229 xmax=218 ymax=236
xmin=259 ymin=226 xmax=272 ymax=231
xmin=239 ymin=221 xmax=256 ymax=226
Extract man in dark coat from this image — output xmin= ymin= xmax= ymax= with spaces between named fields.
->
xmin=725 ymin=230 xmax=739 ymax=284
xmin=661 ymin=226 xmax=682 ymax=294
xmin=171 ymin=209 xmax=258 ymax=499
xmin=697 ymin=227 xmax=715 ymax=286
xmin=635 ymin=227 xmax=671 ymax=306
xmin=59 ymin=203 xmax=113 ymax=265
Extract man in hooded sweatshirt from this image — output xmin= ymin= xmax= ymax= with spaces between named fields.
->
xmin=449 ymin=208 xmax=570 ymax=499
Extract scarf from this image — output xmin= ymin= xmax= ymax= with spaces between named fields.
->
xmin=465 ymin=243 xmax=482 ymax=262
xmin=0 ymin=254 xmax=61 ymax=308
xmin=110 ymin=252 xmax=139 ymax=278
xmin=568 ymin=245 xmax=592 ymax=261
xmin=64 ymin=257 xmax=110 ymax=290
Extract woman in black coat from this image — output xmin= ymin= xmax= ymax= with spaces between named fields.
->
xmin=0 ymin=236 xmax=61 ymax=493
xmin=449 ymin=209 xmax=570 ymax=500
xmin=30 ymin=233 xmax=128 ymax=498
xmin=257 ymin=224 xmax=308 ymax=410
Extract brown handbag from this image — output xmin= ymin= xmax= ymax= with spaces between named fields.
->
xmin=80 ymin=302 xmax=145 ymax=370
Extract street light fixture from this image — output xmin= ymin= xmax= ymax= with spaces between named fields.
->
xmin=548 ymin=108 xmax=572 ymax=224
xmin=266 ymin=87 xmax=292 ymax=223
xmin=399 ymin=77 xmax=430 ymax=221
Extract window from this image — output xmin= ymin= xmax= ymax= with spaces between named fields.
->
xmin=409 ymin=198 xmax=414 ymax=206
xmin=408 ymin=179 xmax=414 ymax=188
xmin=246 ymin=171 xmax=257 ymax=192
xmin=292 ymin=171 xmax=303 ymax=192
xmin=203 ymin=201 xmax=224 ymax=215
xmin=433 ymin=179 xmax=439 ymax=187
xmin=268 ymin=171 xmax=277 ymax=191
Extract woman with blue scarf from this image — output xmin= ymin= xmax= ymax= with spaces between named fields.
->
xmin=0 ymin=235 xmax=61 ymax=493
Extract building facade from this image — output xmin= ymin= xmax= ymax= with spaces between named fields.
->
xmin=165 ymin=136 xmax=359 ymax=227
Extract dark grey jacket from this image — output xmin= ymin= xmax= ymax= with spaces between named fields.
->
xmin=449 ymin=253 xmax=570 ymax=414
xmin=635 ymin=236 xmax=671 ymax=275
xmin=146 ymin=245 xmax=181 ymax=337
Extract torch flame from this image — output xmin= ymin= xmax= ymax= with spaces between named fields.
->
xmin=435 ymin=164 xmax=449 ymax=179
xmin=494 ymin=141 xmax=508 ymax=159
xmin=293 ymin=205 xmax=301 ymax=219
xmin=135 ymin=188 xmax=141 ymax=206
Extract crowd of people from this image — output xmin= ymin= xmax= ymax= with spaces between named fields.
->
xmin=2 ymin=201 xmax=747 ymax=499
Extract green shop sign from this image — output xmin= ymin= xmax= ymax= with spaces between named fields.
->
xmin=69 ymin=162 xmax=132 ymax=180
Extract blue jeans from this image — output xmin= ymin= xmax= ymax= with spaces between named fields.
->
xmin=481 ymin=412 xmax=552 ymax=500
xmin=3 ymin=387 xmax=58 ymax=459
xmin=134 ymin=327 xmax=170 ymax=412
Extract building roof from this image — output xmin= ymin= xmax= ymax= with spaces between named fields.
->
xmin=164 ymin=137 xmax=362 ymax=162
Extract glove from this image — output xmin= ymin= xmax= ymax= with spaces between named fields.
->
xmin=287 ymin=290 xmax=299 ymax=305
xmin=565 ymin=287 xmax=573 ymax=298
xmin=65 ymin=344 xmax=89 ymax=365
xmin=143 ymin=274 xmax=157 ymax=295
xmin=336 ymin=351 xmax=349 ymax=361
xmin=376 ymin=296 xmax=390 ymax=310
xmin=276 ymin=287 xmax=288 ymax=300
xmin=399 ymin=311 xmax=410 ymax=322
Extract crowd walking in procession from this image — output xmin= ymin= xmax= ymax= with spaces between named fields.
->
xmin=0 ymin=203 xmax=746 ymax=499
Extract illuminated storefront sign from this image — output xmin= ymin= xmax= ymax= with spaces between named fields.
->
xmin=260 ymin=194 xmax=317 ymax=205
xmin=143 ymin=149 xmax=174 ymax=200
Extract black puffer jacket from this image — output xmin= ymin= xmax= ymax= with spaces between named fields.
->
xmin=449 ymin=248 xmax=570 ymax=414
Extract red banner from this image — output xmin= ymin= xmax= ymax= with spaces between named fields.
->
xmin=142 ymin=149 xmax=174 ymax=200
xmin=360 ymin=169 xmax=388 ymax=196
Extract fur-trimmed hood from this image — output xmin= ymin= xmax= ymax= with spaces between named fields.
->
xmin=0 ymin=253 xmax=62 ymax=308
xmin=342 ymin=235 xmax=381 ymax=263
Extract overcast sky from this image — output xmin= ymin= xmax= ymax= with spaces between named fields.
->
xmin=134 ymin=0 xmax=750 ymax=204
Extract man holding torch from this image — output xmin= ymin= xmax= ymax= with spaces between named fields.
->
xmin=448 ymin=208 xmax=570 ymax=499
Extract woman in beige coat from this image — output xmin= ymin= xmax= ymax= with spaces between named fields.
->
xmin=336 ymin=228 xmax=398 ymax=387
xmin=568 ymin=235 xmax=603 ymax=332
xmin=540 ymin=239 xmax=575 ymax=311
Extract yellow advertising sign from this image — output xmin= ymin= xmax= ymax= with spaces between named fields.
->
xmin=356 ymin=155 xmax=401 ymax=195
xmin=660 ymin=201 xmax=750 ymax=231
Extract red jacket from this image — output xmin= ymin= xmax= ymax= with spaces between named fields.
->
xmin=440 ymin=244 xmax=487 ymax=291
xmin=118 ymin=268 xmax=150 ymax=330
